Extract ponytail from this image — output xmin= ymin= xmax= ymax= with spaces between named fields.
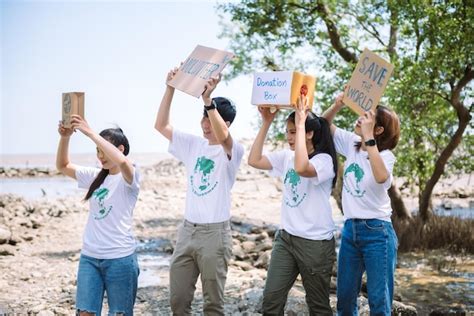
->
xmin=84 ymin=169 xmax=109 ymax=201
xmin=287 ymin=112 xmax=338 ymax=188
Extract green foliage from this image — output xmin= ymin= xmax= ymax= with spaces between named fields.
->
xmin=217 ymin=0 xmax=474 ymax=193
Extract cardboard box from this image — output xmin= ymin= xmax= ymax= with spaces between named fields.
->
xmin=251 ymin=71 xmax=316 ymax=111
xmin=168 ymin=45 xmax=234 ymax=98
xmin=343 ymin=48 xmax=394 ymax=116
xmin=62 ymin=92 xmax=84 ymax=128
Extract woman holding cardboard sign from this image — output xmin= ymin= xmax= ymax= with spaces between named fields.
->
xmin=322 ymin=94 xmax=400 ymax=315
xmin=56 ymin=115 xmax=140 ymax=316
xmin=248 ymin=96 xmax=337 ymax=315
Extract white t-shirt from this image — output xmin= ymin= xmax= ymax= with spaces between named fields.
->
xmin=76 ymin=166 xmax=140 ymax=259
xmin=169 ymin=129 xmax=244 ymax=223
xmin=266 ymin=149 xmax=336 ymax=240
xmin=333 ymin=128 xmax=395 ymax=221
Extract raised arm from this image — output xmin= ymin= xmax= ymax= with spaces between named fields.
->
xmin=248 ymin=106 xmax=276 ymax=170
xmin=70 ymin=115 xmax=135 ymax=185
xmin=154 ymin=68 xmax=178 ymax=141
xmin=360 ymin=110 xmax=390 ymax=183
xmin=294 ymin=96 xmax=317 ymax=177
xmin=56 ymin=123 xmax=79 ymax=179
xmin=322 ymin=92 xmax=345 ymax=136
xmin=202 ymin=75 xmax=234 ymax=157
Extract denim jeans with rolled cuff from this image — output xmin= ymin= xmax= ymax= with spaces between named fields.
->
xmin=336 ymin=219 xmax=398 ymax=316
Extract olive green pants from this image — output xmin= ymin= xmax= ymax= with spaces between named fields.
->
xmin=263 ymin=229 xmax=336 ymax=315
xmin=169 ymin=220 xmax=232 ymax=316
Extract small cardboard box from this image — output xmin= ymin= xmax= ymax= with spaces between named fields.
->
xmin=251 ymin=71 xmax=316 ymax=111
xmin=343 ymin=48 xmax=394 ymax=116
xmin=62 ymin=92 xmax=84 ymax=128
xmin=168 ymin=45 xmax=234 ymax=98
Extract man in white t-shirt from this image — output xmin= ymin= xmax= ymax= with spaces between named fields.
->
xmin=154 ymin=68 xmax=244 ymax=315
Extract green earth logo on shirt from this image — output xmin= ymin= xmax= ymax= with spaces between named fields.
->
xmin=343 ymin=163 xmax=366 ymax=197
xmin=92 ymin=187 xmax=112 ymax=220
xmin=284 ymin=169 xmax=307 ymax=208
xmin=190 ymin=156 xmax=218 ymax=196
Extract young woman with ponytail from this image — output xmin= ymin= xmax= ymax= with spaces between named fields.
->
xmin=248 ymin=96 xmax=338 ymax=315
xmin=56 ymin=114 xmax=140 ymax=316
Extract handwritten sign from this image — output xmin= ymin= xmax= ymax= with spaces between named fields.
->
xmin=251 ymin=71 xmax=316 ymax=110
xmin=343 ymin=48 xmax=394 ymax=116
xmin=168 ymin=45 xmax=234 ymax=98
xmin=62 ymin=92 xmax=84 ymax=128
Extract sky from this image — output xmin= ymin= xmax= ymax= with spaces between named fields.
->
xmin=1 ymin=0 xmax=256 ymax=156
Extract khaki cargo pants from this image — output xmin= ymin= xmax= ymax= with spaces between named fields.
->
xmin=263 ymin=229 xmax=336 ymax=315
xmin=169 ymin=220 xmax=232 ymax=315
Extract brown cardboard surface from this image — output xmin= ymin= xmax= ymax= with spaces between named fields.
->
xmin=62 ymin=92 xmax=84 ymax=128
xmin=168 ymin=45 xmax=234 ymax=98
xmin=343 ymin=48 xmax=394 ymax=116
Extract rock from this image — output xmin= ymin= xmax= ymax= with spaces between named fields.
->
xmin=232 ymin=260 xmax=254 ymax=271
xmin=37 ymin=311 xmax=55 ymax=316
xmin=0 ymin=245 xmax=15 ymax=256
xmin=29 ymin=214 xmax=44 ymax=228
xmin=429 ymin=307 xmax=467 ymax=315
xmin=254 ymin=241 xmax=273 ymax=253
xmin=0 ymin=225 xmax=12 ymax=244
xmin=392 ymin=300 xmax=417 ymax=315
xmin=244 ymin=233 xmax=261 ymax=241
xmin=232 ymin=244 xmax=246 ymax=260
xmin=21 ymin=234 xmax=34 ymax=242
xmin=241 ymin=240 xmax=256 ymax=252
xmin=254 ymin=250 xmax=271 ymax=269
xmin=54 ymin=307 xmax=71 ymax=315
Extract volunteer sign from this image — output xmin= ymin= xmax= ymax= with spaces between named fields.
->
xmin=343 ymin=48 xmax=394 ymax=115
xmin=168 ymin=45 xmax=234 ymax=98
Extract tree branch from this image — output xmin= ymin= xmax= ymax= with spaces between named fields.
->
xmin=419 ymin=90 xmax=450 ymax=102
xmin=451 ymin=65 xmax=473 ymax=110
xmin=346 ymin=11 xmax=386 ymax=47
xmin=314 ymin=0 xmax=358 ymax=63
xmin=387 ymin=1 xmax=398 ymax=61
xmin=419 ymin=66 xmax=473 ymax=220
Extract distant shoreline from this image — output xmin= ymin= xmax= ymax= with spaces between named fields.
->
xmin=0 ymin=152 xmax=172 ymax=168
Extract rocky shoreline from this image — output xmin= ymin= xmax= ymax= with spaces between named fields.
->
xmin=1 ymin=159 xmax=472 ymax=315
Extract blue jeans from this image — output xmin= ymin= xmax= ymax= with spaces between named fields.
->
xmin=337 ymin=219 xmax=398 ymax=316
xmin=76 ymin=253 xmax=139 ymax=315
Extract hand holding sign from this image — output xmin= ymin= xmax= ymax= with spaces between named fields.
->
xmin=258 ymin=105 xmax=278 ymax=124
xmin=359 ymin=110 xmax=377 ymax=140
xmin=295 ymin=95 xmax=310 ymax=128
xmin=343 ymin=48 xmax=394 ymax=116
xmin=202 ymin=74 xmax=222 ymax=100
xmin=166 ymin=67 xmax=179 ymax=85
xmin=57 ymin=121 xmax=73 ymax=138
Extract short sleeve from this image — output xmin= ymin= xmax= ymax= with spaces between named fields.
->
xmin=309 ymin=153 xmax=335 ymax=185
xmin=75 ymin=166 xmax=100 ymax=189
xmin=334 ymin=128 xmax=358 ymax=157
xmin=380 ymin=150 xmax=396 ymax=189
xmin=124 ymin=166 xmax=140 ymax=194
xmin=266 ymin=150 xmax=288 ymax=177
xmin=230 ymin=141 xmax=245 ymax=172
xmin=168 ymin=129 xmax=201 ymax=164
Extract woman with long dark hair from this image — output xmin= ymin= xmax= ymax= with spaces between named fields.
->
xmin=56 ymin=114 xmax=140 ymax=315
xmin=248 ymin=96 xmax=338 ymax=315
xmin=323 ymin=93 xmax=401 ymax=315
